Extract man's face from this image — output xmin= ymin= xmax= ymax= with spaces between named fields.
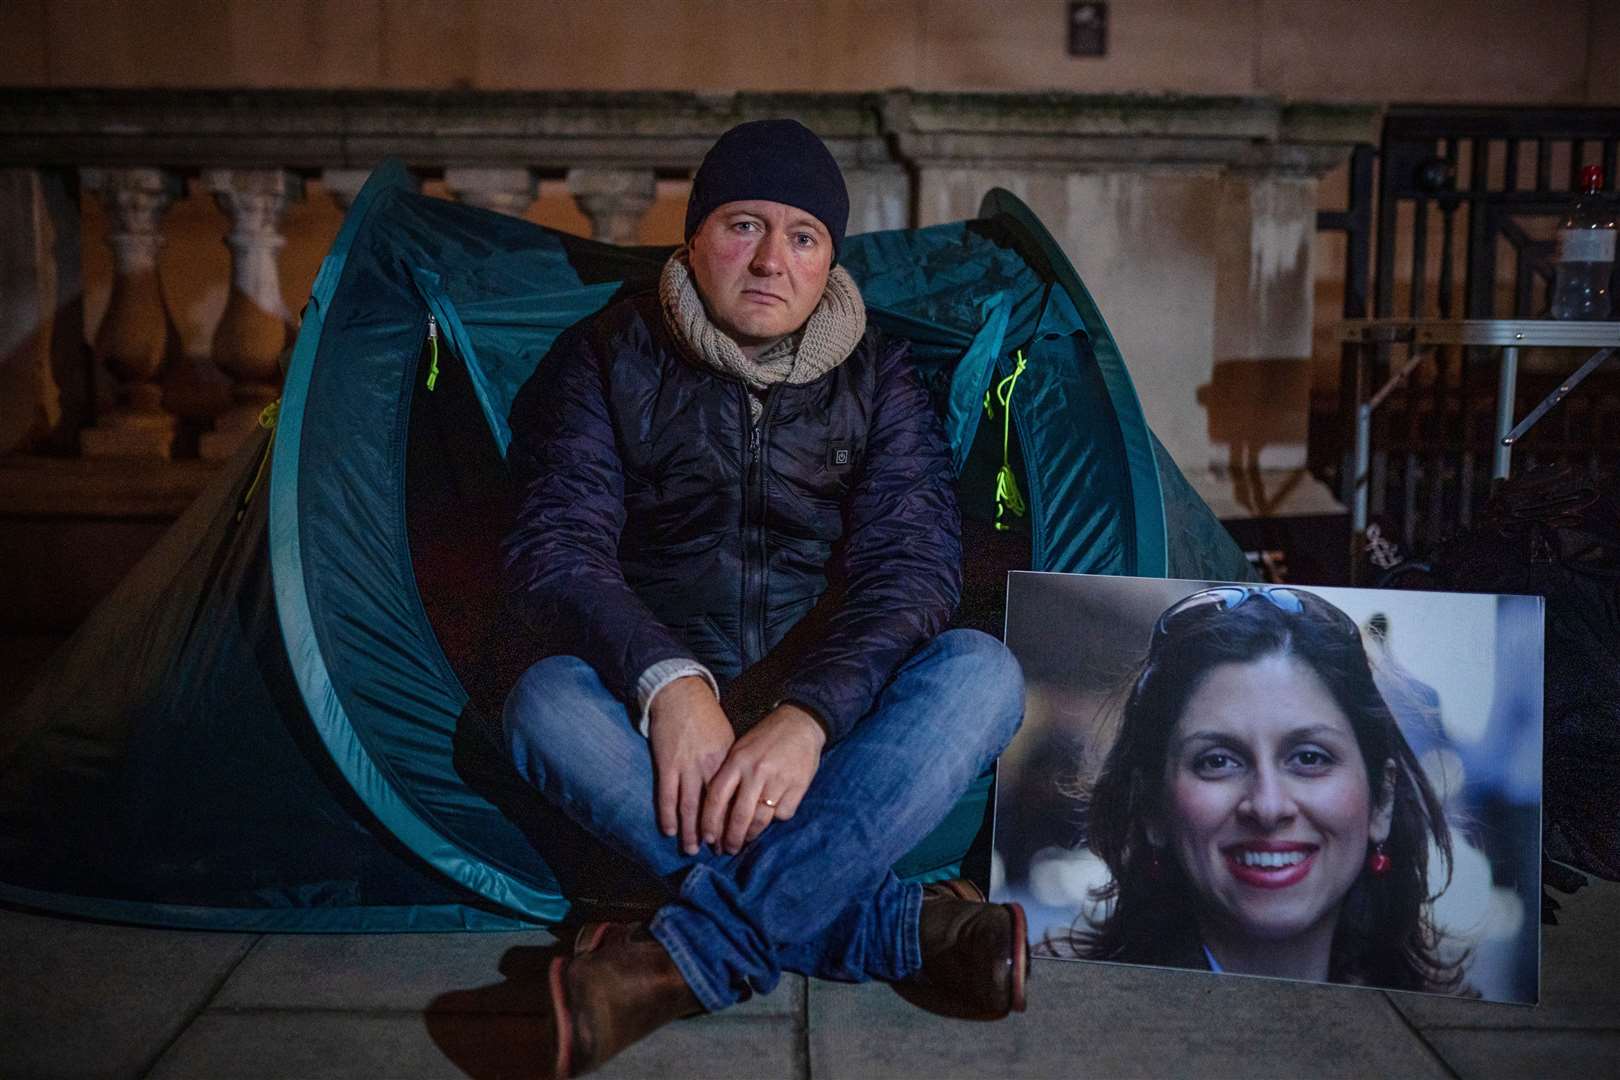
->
xmin=687 ymin=199 xmax=833 ymax=352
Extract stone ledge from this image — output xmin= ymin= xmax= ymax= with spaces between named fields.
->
xmin=0 ymin=87 xmax=887 ymax=171
xmin=0 ymin=87 xmax=1380 ymax=174
xmin=0 ymin=453 xmax=221 ymax=518
xmin=888 ymin=93 xmax=1379 ymax=174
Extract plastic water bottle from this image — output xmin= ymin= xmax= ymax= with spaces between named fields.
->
xmin=1550 ymin=165 xmax=1615 ymax=320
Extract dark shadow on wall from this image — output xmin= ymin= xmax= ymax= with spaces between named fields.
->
xmin=1197 ymin=357 xmax=1314 ymax=517
xmin=0 ymin=168 xmax=91 ymax=456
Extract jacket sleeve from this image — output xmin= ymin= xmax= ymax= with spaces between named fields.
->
xmin=503 ymin=325 xmax=702 ymax=706
xmin=777 ymin=339 xmax=963 ymax=742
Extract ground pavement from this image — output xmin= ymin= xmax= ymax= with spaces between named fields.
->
xmin=4 ymin=876 xmax=1618 ymax=1079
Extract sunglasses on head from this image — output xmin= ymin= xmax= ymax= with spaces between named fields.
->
xmin=1151 ymin=585 xmax=1354 ymax=645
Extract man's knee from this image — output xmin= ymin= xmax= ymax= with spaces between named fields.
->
xmin=929 ymin=628 xmax=1024 ymax=693
xmin=503 ymin=655 xmax=613 ymax=780
xmin=920 ymin=628 xmax=1026 ymax=746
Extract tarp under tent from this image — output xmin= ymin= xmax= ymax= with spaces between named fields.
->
xmin=0 ymin=160 xmax=1252 ymax=932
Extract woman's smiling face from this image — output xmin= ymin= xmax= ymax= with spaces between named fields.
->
xmin=1158 ymin=652 xmax=1394 ymax=955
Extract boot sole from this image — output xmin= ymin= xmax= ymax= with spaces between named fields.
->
xmin=548 ymin=955 xmax=575 ymax=1078
xmin=1007 ymin=901 xmax=1029 ymax=1014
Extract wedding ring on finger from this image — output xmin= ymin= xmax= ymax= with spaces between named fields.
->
xmin=760 ymin=797 xmax=779 ymax=809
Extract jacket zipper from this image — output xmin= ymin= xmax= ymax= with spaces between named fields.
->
xmin=741 ymin=386 xmax=777 ymax=665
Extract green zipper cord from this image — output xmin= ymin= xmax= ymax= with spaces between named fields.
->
xmin=236 ymin=399 xmax=281 ymax=522
xmin=982 ymin=350 xmax=1028 ymax=531
xmin=425 ymin=315 xmax=441 ymax=391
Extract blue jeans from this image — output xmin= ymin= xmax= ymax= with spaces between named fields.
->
xmin=502 ymin=628 xmax=1023 ymax=1012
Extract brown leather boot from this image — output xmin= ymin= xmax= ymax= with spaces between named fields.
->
xmin=546 ymin=922 xmax=704 ymax=1077
xmin=907 ymin=878 xmax=1029 ymax=1019
xmin=922 ymin=878 xmax=987 ymax=903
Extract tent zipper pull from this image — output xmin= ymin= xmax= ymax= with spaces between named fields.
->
xmin=992 ymin=350 xmax=1028 ymax=531
xmin=425 ymin=314 xmax=441 ymax=391
xmin=236 ymin=398 xmax=282 ymax=522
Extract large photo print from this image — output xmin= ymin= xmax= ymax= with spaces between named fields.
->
xmin=992 ymin=573 xmax=1543 ymax=1003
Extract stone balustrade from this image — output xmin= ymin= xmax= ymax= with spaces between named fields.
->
xmin=77 ymin=166 xmax=181 ymax=458
xmin=0 ymin=88 xmax=1377 ymax=518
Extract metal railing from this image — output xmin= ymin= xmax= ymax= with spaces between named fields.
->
xmin=1315 ymin=106 xmax=1620 ymax=559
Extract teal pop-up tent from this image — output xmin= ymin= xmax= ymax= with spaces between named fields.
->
xmin=0 ymin=161 xmax=1250 ymax=931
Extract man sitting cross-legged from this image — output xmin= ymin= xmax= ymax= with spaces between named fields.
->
xmin=502 ymin=118 xmax=1028 ymax=1077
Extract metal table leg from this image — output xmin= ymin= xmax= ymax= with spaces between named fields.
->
xmin=1502 ymin=346 xmax=1616 ymax=450
xmin=1493 ymin=345 xmax=1519 ymax=480
xmin=1349 ymin=346 xmax=1429 ymax=582
xmin=1354 ymin=400 xmax=1371 ymax=544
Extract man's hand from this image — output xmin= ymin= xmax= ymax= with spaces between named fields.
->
xmin=648 ymin=676 xmax=735 ymax=855
xmin=700 ymin=704 xmax=827 ymax=855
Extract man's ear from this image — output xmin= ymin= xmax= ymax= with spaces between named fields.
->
xmin=1369 ymin=758 xmax=1397 ymax=845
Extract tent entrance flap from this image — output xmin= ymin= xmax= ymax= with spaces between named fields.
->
xmin=945 ymin=290 xmax=1011 ymax=477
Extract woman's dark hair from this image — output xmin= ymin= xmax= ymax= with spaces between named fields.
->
xmin=1070 ymin=586 xmax=1465 ymax=992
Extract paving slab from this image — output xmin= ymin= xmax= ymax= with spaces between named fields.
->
xmin=212 ymin=931 xmax=557 ymax=1013
xmin=1421 ymin=1029 xmax=1620 ymax=1080
xmin=149 ymin=1010 xmax=799 ymax=1080
xmin=1394 ymin=879 xmax=1620 ymax=1031
xmin=0 ymin=907 xmax=257 ymax=1080
xmin=214 ymin=932 xmax=803 ymax=1019
xmin=807 ymin=955 xmax=1451 ymax=1079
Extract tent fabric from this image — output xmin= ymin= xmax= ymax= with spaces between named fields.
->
xmin=0 ymin=423 xmax=530 ymax=931
xmin=0 ymin=160 xmax=1251 ymax=931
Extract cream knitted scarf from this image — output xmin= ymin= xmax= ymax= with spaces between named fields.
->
xmin=659 ymin=249 xmax=867 ymax=393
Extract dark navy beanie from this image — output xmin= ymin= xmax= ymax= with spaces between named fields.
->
xmin=684 ymin=119 xmax=850 ymax=260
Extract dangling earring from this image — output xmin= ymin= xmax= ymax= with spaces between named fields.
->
xmin=1367 ymin=841 xmax=1392 ymax=877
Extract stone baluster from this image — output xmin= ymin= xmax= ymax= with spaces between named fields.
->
xmin=321 ymin=168 xmax=372 ymax=213
xmin=322 ymin=166 xmax=421 ymax=213
xmin=0 ymin=168 xmax=85 ymax=456
xmin=566 ymin=168 xmax=657 ymax=244
xmin=79 ymin=167 xmax=182 ymax=459
xmin=200 ymin=168 xmax=303 ymax=460
xmin=444 ymin=167 xmax=537 ymax=218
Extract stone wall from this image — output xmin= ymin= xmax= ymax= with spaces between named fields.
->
xmin=4 ymin=0 xmax=1618 ymax=104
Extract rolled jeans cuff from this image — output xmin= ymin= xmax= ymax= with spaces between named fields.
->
xmin=900 ymin=878 xmax=924 ymax=977
xmin=648 ymin=882 xmax=738 ymax=1013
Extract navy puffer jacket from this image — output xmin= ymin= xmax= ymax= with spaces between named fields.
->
xmin=503 ymin=291 xmax=962 ymax=743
